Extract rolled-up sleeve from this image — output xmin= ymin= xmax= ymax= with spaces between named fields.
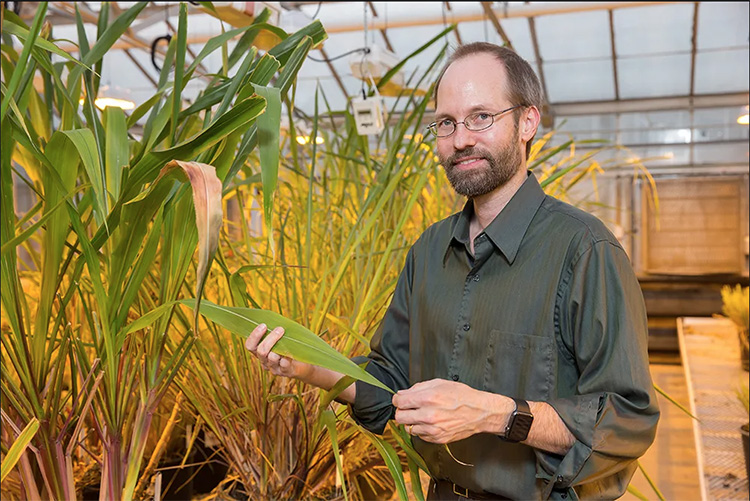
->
xmin=349 ymin=248 xmax=414 ymax=434
xmin=538 ymin=240 xmax=660 ymax=499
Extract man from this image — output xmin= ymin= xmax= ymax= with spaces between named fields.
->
xmin=246 ymin=42 xmax=659 ymax=500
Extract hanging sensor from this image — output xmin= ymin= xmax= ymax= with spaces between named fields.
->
xmin=352 ymin=96 xmax=385 ymax=136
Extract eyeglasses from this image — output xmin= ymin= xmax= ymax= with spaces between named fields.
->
xmin=426 ymin=105 xmax=523 ymax=138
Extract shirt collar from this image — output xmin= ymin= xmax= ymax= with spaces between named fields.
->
xmin=444 ymin=171 xmax=547 ymax=265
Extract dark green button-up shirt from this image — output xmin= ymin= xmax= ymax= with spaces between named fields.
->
xmin=351 ymin=172 xmax=659 ymax=500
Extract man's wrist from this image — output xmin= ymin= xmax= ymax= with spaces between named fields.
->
xmin=483 ymin=393 xmax=516 ymax=435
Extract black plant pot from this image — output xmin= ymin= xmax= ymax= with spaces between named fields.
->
xmin=742 ymin=423 xmax=749 ymax=480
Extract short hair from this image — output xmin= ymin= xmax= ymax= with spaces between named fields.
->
xmin=433 ymin=43 xmax=545 ymax=156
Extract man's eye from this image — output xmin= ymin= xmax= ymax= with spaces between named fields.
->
xmin=476 ymin=113 xmax=492 ymax=121
xmin=438 ymin=119 xmax=455 ymax=128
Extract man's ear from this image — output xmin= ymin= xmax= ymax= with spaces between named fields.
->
xmin=520 ymin=106 xmax=541 ymax=143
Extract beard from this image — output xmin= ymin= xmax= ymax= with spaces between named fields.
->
xmin=439 ymin=127 xmax=522 ymax=199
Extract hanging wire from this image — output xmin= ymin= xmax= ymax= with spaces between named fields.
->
xmin=307 ymin=47 xmax=370 ymax=63
xmin=311 ymin=1 xmax=322 ymax=19
xmin=151 ymin=4 xmax=173 ymax=72
xmin=359 ymin=2 xmax=370 ymax=97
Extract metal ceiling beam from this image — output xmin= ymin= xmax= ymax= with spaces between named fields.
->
xmin=527 ymin=18 xmax=548 ymax=103
xmin=553 ymin=92 xmax=749 ymax=116
xmin=366 ymin=2 xmax=395 ymax=53
xmin=527 ymin=17 xmax=554 ymax=128
xmin=315 ymin=2 xmax=682 ymax=34
xmin=481 ymin=2 xmax=514 ymax=50
xmin=689 ymin=2 xmax=699 ymax=96
xmin=318 ymin=47 xmax=350 ymax=103
xmin=608 ymin=10 xmax=620 ymax=101
xmin=444 ymin=2 xmax=464 ymax=46
xmin=55 ymin=1 xmax=681 ymax=52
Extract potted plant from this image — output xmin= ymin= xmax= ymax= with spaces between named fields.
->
xmin=721 ymin=285 xmax=750 ymax=371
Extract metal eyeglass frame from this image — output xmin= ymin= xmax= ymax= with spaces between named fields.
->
xmin=426 ymin=105 xmax=523 ymax=138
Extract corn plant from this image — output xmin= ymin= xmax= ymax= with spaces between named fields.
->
xmin=0 ymin=3 xmax=325 ymax=500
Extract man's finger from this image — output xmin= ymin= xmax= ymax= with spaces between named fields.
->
xmin=257 ymin=326 xmax=285 ymax=357
xmin=268 ymin=352 xmax=281 ymax=365
xmin=245 ymin=323 xmax=268 ymax=352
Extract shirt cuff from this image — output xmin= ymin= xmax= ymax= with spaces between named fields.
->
xmin=348 ymin=356 xmax=396 ymax=434
xmin=536 ymin=394 xmax=601 ymax=498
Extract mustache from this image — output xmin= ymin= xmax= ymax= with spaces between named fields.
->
xmin=444 ymin=147 xmax=491 ymax=168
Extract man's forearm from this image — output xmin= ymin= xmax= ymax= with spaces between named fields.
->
xmin=485 ymin=394 xmax=575 ymax=455
xmin=299 ymin=366 xmax=357 ymax=404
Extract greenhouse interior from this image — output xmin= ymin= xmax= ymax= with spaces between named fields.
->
xmin=1 ymin=1 xmax=748 ymax=500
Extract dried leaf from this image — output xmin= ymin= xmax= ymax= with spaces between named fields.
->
xmin=129 ymin=160 xmax=222 ymax=330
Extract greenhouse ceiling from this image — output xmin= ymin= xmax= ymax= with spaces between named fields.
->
xmin=14 ymin=1 xmax=750 ymax=127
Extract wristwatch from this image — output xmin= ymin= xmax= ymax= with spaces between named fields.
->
xmin=501 ymin=397 xmax=534 ymax=442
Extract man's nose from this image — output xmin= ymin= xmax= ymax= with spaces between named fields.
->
xmin=451 ymin=124 xmax=477 ymax=150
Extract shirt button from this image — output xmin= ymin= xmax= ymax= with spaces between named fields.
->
xmin=463 ymin=324 xmax=470 ymax=331
xmin=561 ymin=494 xmax=567 ymax=499
xmin=452 ymin=374 xmax=459 ymax=381
xmin=473 ymin=274 xmax=480 ymax=282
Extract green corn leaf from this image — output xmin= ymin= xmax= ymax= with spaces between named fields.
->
xmin=247 ymin=53 xmax=280 ymax=88
xmin=187 ymin=26 xmax=251 ymax=77
xmin=227 ymin=9 xmax=271 ymax=68
xmin=60 ymin=129 xmax=108 ymax=226
xmin=180 ymin=299 xmax=393 ymax=394
xmin=1 ymin=3 xmax=47 ymax=120
xmin=125 ymin=95 xmax=266 ymax=198
xmin=171 ymin=2 xmax=188 ymax=146
xmin=653 ymin=383 xmax=699 ymax=421
xmin=407 ymin=457 xmax=426 ymax=501
xmin=0 ymin=183 xmax=89 ymax=255
xmin=274 ymin=36 xmax=313 ymax=96
xmin=361 ymin=429 xmax=409 ymax=501
xmin=267 ymin=20 xmax=327 ymax=66
xmin=0 ymin=418 xmax=40 ymax=482
xmin=320 ymin=375 xmax=356 ymax=412
xmin=321 ymin=409 xmax=349 ymax=501
xmin=378 ymin=25 xmax=453 ymax=91
xmin=252 ymin=85 xmax=281 ymax=253
xmin=122 ymin=300 xmax=180 ymax=337
xmin=388 ymin=422 xmax=429 ymax=473
xmin=67 ymin=3 xmax=148 ymax=88
xmin=103 ymin=107 xmax=129 ymax=202
xmin=626 ymin=484 xmax=650 ymax=501
xmin=1 ymin=17 xmax=91 ymax=70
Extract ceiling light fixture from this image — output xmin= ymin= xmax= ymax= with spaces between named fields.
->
xmin=79 ymin=85 xmax=135 ymax=111
xmin=738 ymin=105 xmax=749 ymax=125
xmin=295 ymin=135 xmax=324 ymax=145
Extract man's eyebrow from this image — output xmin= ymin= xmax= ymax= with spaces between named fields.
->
xmin=434 ymin=105 xmax=493 ymax=120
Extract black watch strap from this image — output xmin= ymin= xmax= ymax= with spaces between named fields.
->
xmin=502 ymin=397 xmax=534 ymax=442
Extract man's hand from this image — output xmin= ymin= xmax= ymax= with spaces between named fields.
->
xmin=391 ymin=379 xmax=511 ymax=444
xmin=245 ymin=323 xmax=314 ymax=380
xmin=244 ymin=323 xmax=357 ymax=404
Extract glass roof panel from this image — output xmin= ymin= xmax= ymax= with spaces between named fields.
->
xmin=544 ymin=59 xmax=615 ymax=102
xmin=535 ymin=10 xmax=611 ymax=62
xmin=694 ymin=49 xmax=750 ymax=94
xmin=453 ymin=17 xmax=537 ymax=65
xmin=613 ymin=3 xmax=694 ymax=56
xmin=618 ymin=53 xmax=691 ymax=99
xmin=697 ymin=2 xmax=750 ymax=50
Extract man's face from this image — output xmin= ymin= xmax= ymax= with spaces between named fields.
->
xmin=435 ymin=53 xmax=524 ymax=198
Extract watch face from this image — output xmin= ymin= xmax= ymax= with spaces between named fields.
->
xmin=507 ymin=412 xmax=534 ymax=442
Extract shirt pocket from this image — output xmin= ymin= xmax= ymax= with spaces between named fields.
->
xmin=483 ymin=330 xmax=554 ymax=401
